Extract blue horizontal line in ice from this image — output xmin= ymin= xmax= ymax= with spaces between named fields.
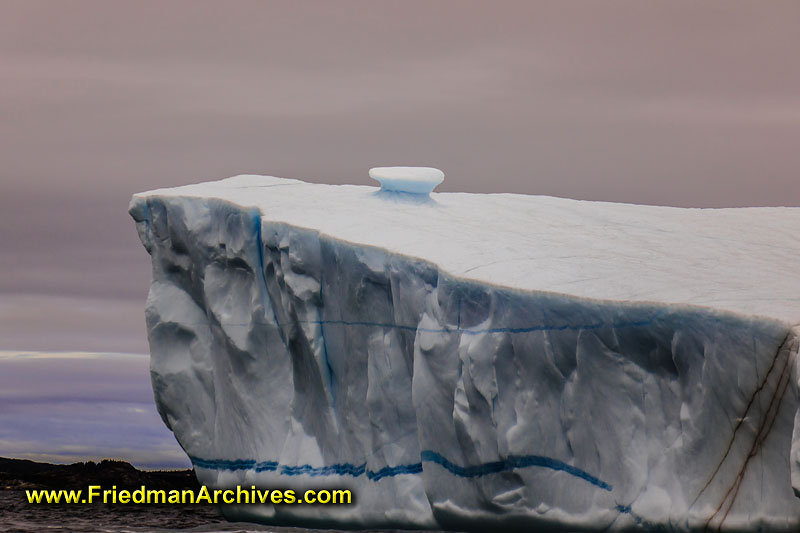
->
xmin=198 ymin=313 xmax=663 ymax=339
xmin=367 ymin=462 xmax=424 ymax=481
xmin=305 ymin=315 xmax=660 ymax=335
xmin=189 ymin=451 xmax=611 ymax=491
xmin=209 ymin=315 xmax=663 ymax=335
xmin=420 ymin=451 xmax=612 ymax=491
xmin=279 ymin=462 xmax=367 ymax=477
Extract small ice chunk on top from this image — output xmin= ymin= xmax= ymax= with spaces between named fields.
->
xmin=369 ymin=166 xmax=444 ymax=195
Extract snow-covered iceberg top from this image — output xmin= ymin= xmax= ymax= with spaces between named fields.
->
xmin=134 ymin=174 xmax=800 ymax=325
xmin=130 ymin=175 xmax=800 ymax=531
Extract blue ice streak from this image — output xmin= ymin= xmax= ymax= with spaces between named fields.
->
xmin=189 ymin=451 xmax=612 ymax=491
xmin=420 ymin=451 xmax=612 ymax=491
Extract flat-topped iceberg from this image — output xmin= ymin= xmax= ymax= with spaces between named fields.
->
xmin=130 ymin=175 xmax=800 ymax=531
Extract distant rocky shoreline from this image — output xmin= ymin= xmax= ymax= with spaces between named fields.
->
xmin=0 ymin=457 xmax=199 ymax=492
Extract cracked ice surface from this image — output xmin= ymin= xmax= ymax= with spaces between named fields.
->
xmin=130 ymin=175 xmax=800 ymax=531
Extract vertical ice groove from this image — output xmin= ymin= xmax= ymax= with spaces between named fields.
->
xmin=317 ymin=262 xmax=335 ymax=407
xmin=251 ymin=209 xmax=285 ymax=346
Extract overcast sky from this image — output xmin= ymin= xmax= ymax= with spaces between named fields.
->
xmin=0 ymin=351 xmax=188 ymax=468
xmin=1 ymin=1 xmax=799 ymax=354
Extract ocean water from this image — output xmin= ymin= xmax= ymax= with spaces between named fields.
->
xmin=0 ymin=491 xmax=417 ymax=533
xmin=0 ymin=491 xmax=251 ymax=532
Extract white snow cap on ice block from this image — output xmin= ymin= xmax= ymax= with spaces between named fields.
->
xmin=369 ymin=166 xmax=444 ymax=194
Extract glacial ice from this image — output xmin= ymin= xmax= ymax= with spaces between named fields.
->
xmin=130 ymin=175 xmax=800 ymax=531
xmin=368 ymin=166 xmax=444 ymax=194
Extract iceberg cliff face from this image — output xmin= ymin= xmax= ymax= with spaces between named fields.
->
xmin=130 ymin=175 xmax=800 ymax=530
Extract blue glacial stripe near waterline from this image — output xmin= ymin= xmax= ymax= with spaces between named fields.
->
xmin=420 ymin=450 xmax=612 ymax=491
xmin=189 ymin=451 xmax=611 ymax=491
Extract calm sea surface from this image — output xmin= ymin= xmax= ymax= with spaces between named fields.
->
xmin=0 ymin=491 xmax=420 ymax=533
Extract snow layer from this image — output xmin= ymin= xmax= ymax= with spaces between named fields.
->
xmin=130 ymin=175 xmax=800 ymax=531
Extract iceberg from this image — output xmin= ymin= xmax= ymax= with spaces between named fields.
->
xmin=130 ymin=174 xmax=800 ymax=531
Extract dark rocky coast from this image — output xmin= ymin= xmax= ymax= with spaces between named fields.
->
xmin=0 ymin=457 xmax=227 ymax=532
xmin=0 ymin=457 xmax=391 ymax=532
xmin=0 ymin=457 xmax=199 ymax=492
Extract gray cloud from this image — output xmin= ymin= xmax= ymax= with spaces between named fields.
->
xmin=0 ymin=1 xmax=798 ymax=352
xmin=0 ymin=352 xmax=188 ymax=469
xmin=0 ymin=295 xmax=147 ymax=353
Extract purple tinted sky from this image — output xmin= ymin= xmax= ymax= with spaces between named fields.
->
xmin=1 ymin=1 xmax=799 ymax=353
xmin=0 ymin=352 xmax=189 ymax=468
